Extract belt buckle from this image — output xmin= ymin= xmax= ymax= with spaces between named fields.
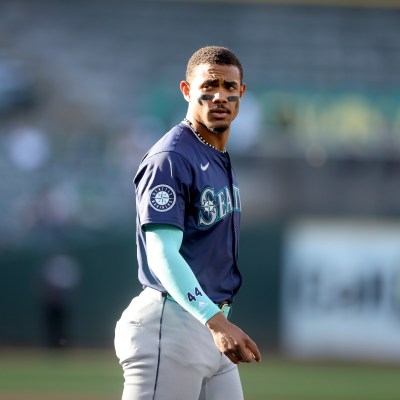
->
xmin=220 ymin=303 xmax=232 ymax=318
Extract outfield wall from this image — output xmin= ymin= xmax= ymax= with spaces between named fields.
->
xmin=3 ymin=218 xmax=400 ymax=364
xmin=0 ymin=224 xmax=282 ymax=349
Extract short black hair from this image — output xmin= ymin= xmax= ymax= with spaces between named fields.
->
xmin=186 ymin=46 xmax=243 ymax=83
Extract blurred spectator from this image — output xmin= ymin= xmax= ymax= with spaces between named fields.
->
xmin=0 ymin=51 xmax=35 ymax=114
xmin=35 ymin=182 xmax=80 ymax=228
xmin=40 ymin=254 xmax=81 ymax=348
xmin=114 ymin=116 xmax=164 ymax=173
xmin=7 ymin=126 xmax=50 ymax=170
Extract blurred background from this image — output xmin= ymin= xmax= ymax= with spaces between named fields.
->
xmin=1 ymin=0 xmax=400 ymax=398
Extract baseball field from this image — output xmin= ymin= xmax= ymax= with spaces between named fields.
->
xmin=1 ymin=348 xmax=400 ymax=400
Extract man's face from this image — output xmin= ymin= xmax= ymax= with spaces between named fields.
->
xmin=181 ymin=63 xmax=246 ymax=134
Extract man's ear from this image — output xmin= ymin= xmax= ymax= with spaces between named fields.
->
xmin=180 ymin=81 xmax=191 ymax=102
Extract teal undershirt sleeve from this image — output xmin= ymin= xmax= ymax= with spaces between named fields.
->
xmin=145 ymin=224 xmax=221 ymax=325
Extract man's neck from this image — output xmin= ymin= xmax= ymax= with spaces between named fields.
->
xmin=185 ymin=117 xmax=229 ymax=152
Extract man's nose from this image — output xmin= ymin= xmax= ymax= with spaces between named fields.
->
xmin=212 ymin=91 xmax=228 ymax=103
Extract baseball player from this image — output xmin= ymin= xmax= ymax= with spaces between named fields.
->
xmin=114 ymin=46 xmax=261 ymax=400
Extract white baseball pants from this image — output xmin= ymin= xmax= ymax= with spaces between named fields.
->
xmin=114 ymin=287 xmax=244 ymax=400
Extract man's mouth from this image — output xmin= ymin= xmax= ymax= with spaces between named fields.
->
xmin=210 ymin=107 xmax=230 ymax=118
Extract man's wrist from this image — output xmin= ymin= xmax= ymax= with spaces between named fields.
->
xmin=205 ymin=311 xmax=227 ymax=330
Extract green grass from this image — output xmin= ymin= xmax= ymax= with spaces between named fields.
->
xmin=0 ymin=348 xmax=400 ymax=399
xmin=0 ymin=348 xmax=121 ymax=398
xmin=239 ymin=358 xmax=400 ymax=400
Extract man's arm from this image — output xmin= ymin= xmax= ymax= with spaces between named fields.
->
xmin=145 ymin=224 xmax=220 ymax=324
xmin=145 ymin=224 xmax=261 ymax=364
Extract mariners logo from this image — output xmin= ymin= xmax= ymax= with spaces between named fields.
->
xmin=149 ymin=184 xmax=176 ymax=212
xmin=198 ymin=184 xmax=241 ymax=226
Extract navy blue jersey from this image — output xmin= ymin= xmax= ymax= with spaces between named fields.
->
xmin=134 ymin=122 xmax=242 ymax=303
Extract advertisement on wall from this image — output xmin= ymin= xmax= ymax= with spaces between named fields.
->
xmin=281 ymin=218 xmax=400 ymax=362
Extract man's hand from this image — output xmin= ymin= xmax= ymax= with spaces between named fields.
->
xmin=206 ymin=312 xmax=261 ymax=365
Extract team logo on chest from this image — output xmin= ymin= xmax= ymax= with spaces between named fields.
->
xmin=149 ymin=184 xmax=176 ymax=212
xmin=198 ymin=184 xmax=241 ymax=226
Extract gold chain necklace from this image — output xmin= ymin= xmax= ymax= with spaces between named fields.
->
xmin=184 ymin=119 xmax=226 ymax=154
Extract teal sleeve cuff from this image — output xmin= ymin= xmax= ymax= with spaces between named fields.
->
xmin=145 ymin=224 xmax=220 ymax=324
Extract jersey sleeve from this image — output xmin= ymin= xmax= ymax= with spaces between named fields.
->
xmin=134 ymin=151 xmax=191 ymax=230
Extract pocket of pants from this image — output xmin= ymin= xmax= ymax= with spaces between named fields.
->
xmin=114 ymin=297 xmax=164 ymax=363
xmin=114 ymin=320 xmax=142 ymax=362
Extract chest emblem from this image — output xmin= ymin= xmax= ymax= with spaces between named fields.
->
xmin=198 ymin=184 xmax=241 ymax=226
